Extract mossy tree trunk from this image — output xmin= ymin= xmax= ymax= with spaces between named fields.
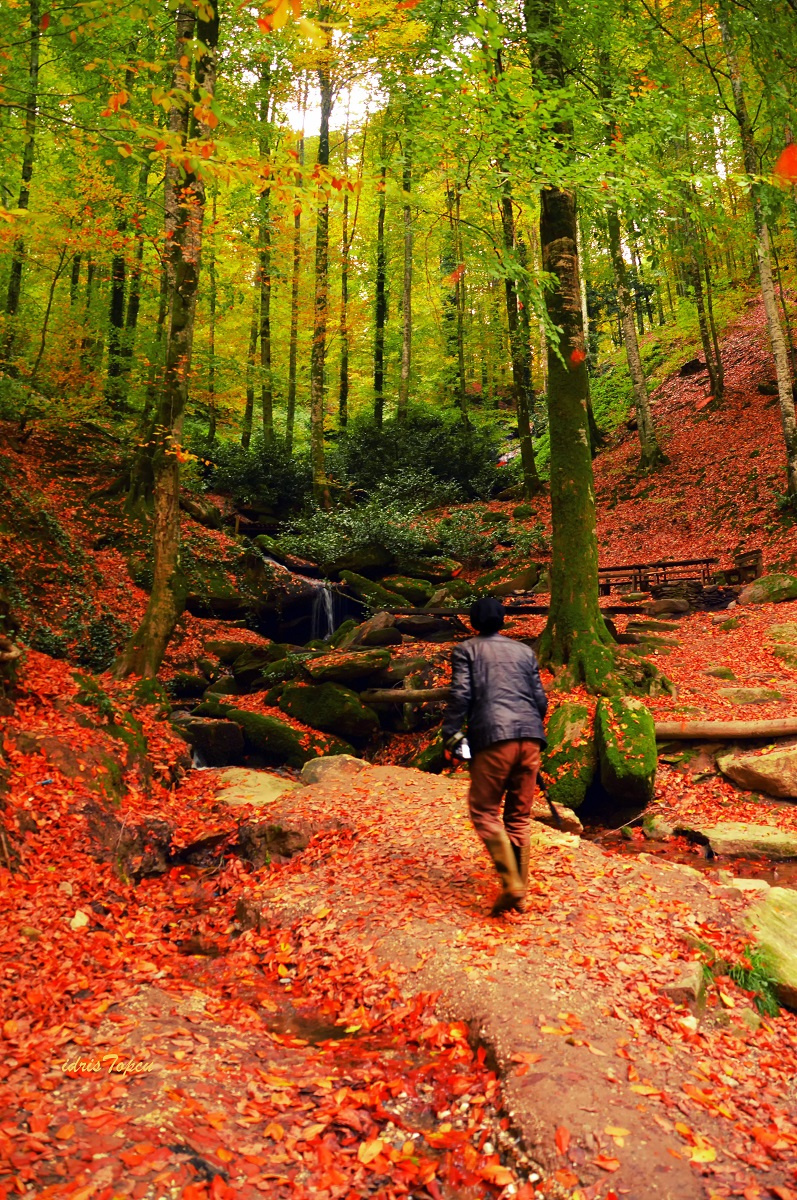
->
xmin=116 ymin=0 xmax=219 ymax=678
xmin=398 ymin=146 xmax=412 ymax=421
xmin=258 ymin=68 xmax=274 ymax=445
xmin=286 ymin=78 xmax=307 ymax=453
xmin=525 ymin=0 xmax=614 ymax=688
xmin=373 ymin=129 xmax=387 ymax=427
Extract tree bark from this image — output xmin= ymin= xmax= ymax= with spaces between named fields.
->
xmin=4 ymin=0 xmax=40 ymax=353
xmin=718 ymin=2 xmax=797 ymax=496
xmin=207 ymin=191 xmax=217 ymax=442
xmin=524 ymin=0 xmax=613 ymax=687
xmin=258 ymin=72 xmax=274 ymax=445
xmin=286 ymin=80 xmax=307 ymax=454
xmin=105 ymin=201 xmax=128 ymax=410
xmin=309 ymin=67 xmax=332 ymax=506
xmin=338 ymin=116 xmax=350 ymax=428
xmin=116 ymin=0 xmax=219 ymax=678
xmin=241 ymin=296 xmax=258 ymax=449
xmin=499 ymin=181 xmax=539 ymax=497
xmin=373 ymin=131 xmax=387 ymax=427
xmin=398 ymin=150 xmax=412 ymax=421
xmin=606 ymin=206 xmax=664 ymax=466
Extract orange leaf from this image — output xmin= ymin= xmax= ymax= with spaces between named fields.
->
xmin=569 ymin=348 xmax=587 ymax=366
xmin=55 ymin=1124 xmax=75 ymax=1140
xmin=40 ymin=12 xmax=50 ymax=29
xmin=555 ymin=1125 xmax=571 ymax=1155
xmin=397 ymin=0 xmax=421 ymax=7
xmin=774 ymin=144 xmax=797 ymax=182
xmin=481 ymin=1163 xmax=514 ymax=1186
xmin=358 ymin=1138 xmax=385 ymax=1164
xmin=594 ymin=1154 xmax=621 ymax=1171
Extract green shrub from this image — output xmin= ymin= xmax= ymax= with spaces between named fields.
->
xmin=431 ymin=510 xmax=497 ymax=569
xmin=281 ymin=499 xmax=429 ymax=573
xmin=202 ymin=434 xmax=312 ymax=511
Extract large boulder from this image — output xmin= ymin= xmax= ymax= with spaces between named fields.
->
xmin=473 ymin=563 xmax=540 ymax=597
xmin=329 ymin=545 xmax=394 ymax=576
xmin=231 ymin=644 xmax=303 ymax=689
xmin=305 ymin=648 xmax=392 ymax=685
xmin=400 ymin=556 xmax=461 ymax=583
xmin=747 ymin=887 xmax=797 ymax=1008
xmin=173 ymin=717 xmax=245 ymax=767
xmin=339 ymin=571 xmax=405 ymax=610
xmin=595 ymin=696 xmax=657 ymax=805
xmin=300 ymin=754 xmax=369 ymax=785
xmin=279 ymin=682 xmax=380 ymax=740
xmin=341 ymin=612 xmax=403 ymax=649
xmin=769 ymin=623 xmax=797 ymax=668
xmin=201 ymin=703 xmax=354 ymax=766
xmin=381 ymin=575 xmax=436 ymax=605
xmin=739 ymin=574 xmax=797 ymax=605
xmin=204 ymin=638 xmax=270 ymax=665
xmin=696 ymin=822 xmax=797 ymax=858
xmin=541 ymin=702 xmax=597 ymax=811
xmin=214 ymin=766 xmax=300 ymax=807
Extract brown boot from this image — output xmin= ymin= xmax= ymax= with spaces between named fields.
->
xmin=512 ymin=839 xmax=531 ymax=890
xmin=483 ymin=831 xmax=525 ymax=916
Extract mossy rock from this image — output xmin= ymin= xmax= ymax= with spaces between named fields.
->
xmin=231 ymin=644 xmax=300 ymax=688
xmin=329 ymin=545 xmax=394 ymax=575
xmin=381 ymin=575 xmax=436 ymax=605
xmin=279 ymin=682 xmax=379 ymax=740
xmin=400 ymin=556 xmax=461 ymax=583
xmin=541 ymin=702 xmax=597 ymax=811
xmin=512 ymin=504 xmax=534 ymax=520
xmin=595 ymin=696 xmax=657 ymax=805
xmin=168 ymin=671 xmax=209 ymax=699
xmin=704 ymin=665 xmax=736 ymax=680
xmin=204 ymin=639 xmax=264 ymax=665
xmin=719 ymin=617 xmax=739 ymax=631
xmin=203 ymin=676 xmax=242 ymax=697
xmin=253 ymin=534 xmax=291 ymax=562
xmin=329 ymin=618 xmax=358 ymax=648
xmin=739 ymin=573 xmax=797 ymax=605
xmin=769 ymin=624 xmax=797 ymax=668
xmin=717 ymin=687 xmax=783 ymax=705
xmin=747 ymin=887 xmax=797 ymax=1008
xmin=408 ymin=731 xmax=446 ymax=774
xmin=473 ymin=562 xmax=540 ymax=597
xmin=305 ymin=648 xmax=392 ymax=685
xmin=247 ymin=656 xmax=309 ymax=693
xmin=339 ymin=570 xmax=405 ymax=610
xmin=198 ymin=701 xmax=354 ymax=766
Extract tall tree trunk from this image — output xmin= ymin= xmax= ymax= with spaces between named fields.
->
xmin=338 ymin=117 xmax=350 ymax=429
xmin=105 ymin=201 xmax=128 ymax=409
xmin=286 ymin=80 xmax=307 ymax=454
xmin=373 ymin=131 xmax=387 ymax=427
xmin=207 ymin=192 xmax=217 ymax=442
xmin=498 ymin=175 xmax=539 ymax=497
xmin=525 ymin=0 xmax=613 ymax=686
xmin=117 ymin=0 xmax=219 ymax=678
xmin=309 ymin=68 xmax=332 ymax=506
xmin=3 ymin=0 xmax=40 ymax=361
xmin=718 ymin=3 xmax=797 ymax=496
xmin=689 ymin=246 xmax=721 ymax=399
xmin=702 ymin=250 xmax=724 ymax=397
xmin=258 ymin=73 xmax=274 ymax=444
xmin=454 ymin=190 xmax=468 ymax=422
xmin=119 ymin=161 xmax=149 ymax=398
xmin=606 ymin=207 xmax=664 ymax=466
xmin=69 ymin=255 xmax=81 ymax=308
xmin=398 ymin=149 xmax=412 ymax=421
xmin=29 ymin=247 xmax=69 ymax=390
xmin=241 ymin=296 xmax=258 ymax=449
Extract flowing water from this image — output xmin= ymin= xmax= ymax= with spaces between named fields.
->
xmin=311 ymin=581 xmax=336 ymax=641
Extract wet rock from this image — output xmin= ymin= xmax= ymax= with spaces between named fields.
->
xmin=595 ymin=697 xmax=657 ymax=805
xmin=739 ymin=573 xmax=797 ymax=605
xmin=642 ymin=814 xmax=675 ymax=840
xmin=717 ymin=745 xmax=797 ymax=799
xmin=300 ymin=754 xmax=368 ymax=785
xmin=541 ymin=702 xmax=597 ymax=811
xmin=659 ymin=961 xmax=705 ymax=1010
xmin=305 ymin=648 xmax=392 ymax=685
xmin=717 ymin=687 xmax=783 ymax=705
xmin=747 ymin=887 xmax=797 ymax=1007
xmin=175 ymin=718 xmax=244 ymax=767
xmin=279 ymin=682 xmax=380 ymax=740
xmin=696 ymin=822 xmax=797 ymax=859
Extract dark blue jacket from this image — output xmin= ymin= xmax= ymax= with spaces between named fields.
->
xmin=441 ymin=634 xmax=548 ymax=753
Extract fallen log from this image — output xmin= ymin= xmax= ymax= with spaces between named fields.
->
xmin=360 ymin=687 xmax=451 ymax=705
xmin=655 ymin=718 xmax=797 ymax=741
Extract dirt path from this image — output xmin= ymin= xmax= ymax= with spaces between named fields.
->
xmin=226 ymin=761 xmax=797 ymax=1200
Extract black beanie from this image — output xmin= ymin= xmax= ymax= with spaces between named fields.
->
xmin=469 ymin=596 xmax=505 ymax=634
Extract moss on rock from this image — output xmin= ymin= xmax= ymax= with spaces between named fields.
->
xmin=279 ymin=682 xmax=379 ymax=740
xmin=408 ymin=730 xmax=446 ymax=774
xmin=198 ymin=701 xmax=354 ymax=766
xmin=595 ymin=696 xmax=657 ymax=805
xmin=339 ymin=571 xmax=406 ymax=610
xmin=747 ymin=887 xmax=797 ymax=1008
xmin=473 ymin=563 xmax=540 ymax=597
xmin=305 ymin=647 xmax=392 ymax=684
xmin=400 ymin=556 xmax=461 ymax=583
xmin=380 ymin=575 xmax=436 ymax=605
xmin=739 ymin=574 xmax=797 ymax=605
xmin=541 ymin=702 xmax=597 ymax=811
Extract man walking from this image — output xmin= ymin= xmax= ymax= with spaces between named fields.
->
xmin=442 ymin=597 xmax=548 ymax=915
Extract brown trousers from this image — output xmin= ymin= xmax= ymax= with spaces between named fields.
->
xmin=468 ymin=739 xmax=542 ymax=846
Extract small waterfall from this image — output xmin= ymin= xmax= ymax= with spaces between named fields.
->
xmin=311 ymin=582 xmax=336 ymax=641
xmin=191 ymin=748 xmax=208 ymax=770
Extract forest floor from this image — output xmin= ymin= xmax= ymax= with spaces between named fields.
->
xmin=3 ymin=297 xmax=797 ymax=1200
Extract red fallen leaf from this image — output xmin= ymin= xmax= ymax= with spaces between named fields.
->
xmin=770 ymin=1188 xmax=797 ymax=1200
xmin=569 ymin=348 xmax=587 ymax=366
xmin=774 ymin=143 xmax=797 ymax=182
xmin=594 ymin=1154 xmax=621 ymax=1171
xmin=555 ymin=1167 xmax=580 ymax=1186
xmin=555 ymin=1125 xmax=571 ymax=1154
